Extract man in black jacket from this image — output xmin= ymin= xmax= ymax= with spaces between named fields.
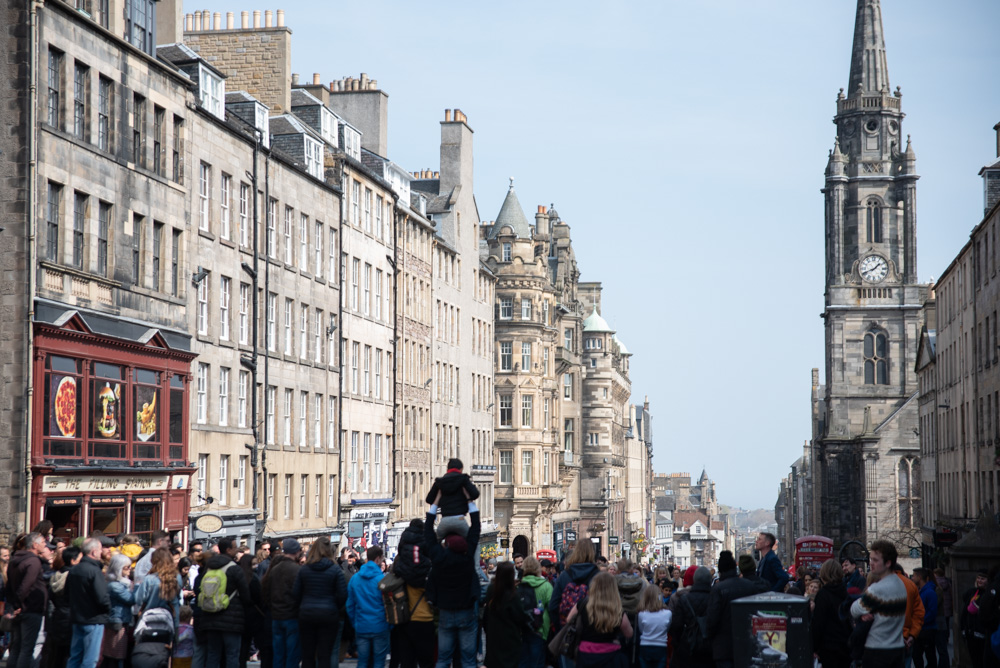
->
xmin=66 ymin=537 xmax=110 ymax=668
xmin=263 ymin=538 xmax=302 ymax=668
xmin=195 ymin=536 xmax=252 ymax=668
xmin=706 ymin=551 xmax=767 ymax=668
xmin=7 ymin=532 xmax=52 ymax=668
xmin=668 ymin=566 xmax=714 ymax=668
xmin=392 ymin=519 xmax=434 ymax=668
xmin=424 ymin=499 xmax=481 ymax=668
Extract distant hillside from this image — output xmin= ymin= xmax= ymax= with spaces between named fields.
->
xmin=720 ymin=505 xmax=774 ymax=530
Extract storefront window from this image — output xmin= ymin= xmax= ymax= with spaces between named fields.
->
xmin=43 ymin=355 xmax=83 ymax=457
xmin=169 ymin=375 xmax=184 ymax=460
xmin=132 ymin=499 xmax=161 ymax=545
xmin=133 ymin=369 xmax=160 ymax=459
xmin=89 ymin=502 xmax=125 ymax=537
xmin=90 ymin=362 xmax=125 ymax=458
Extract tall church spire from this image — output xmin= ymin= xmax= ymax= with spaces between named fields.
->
xmin=848 ymin=0 xmax=890 ymax=97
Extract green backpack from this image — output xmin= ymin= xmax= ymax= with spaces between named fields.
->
xmin=198 ymin=561 xmax=236 ymax=613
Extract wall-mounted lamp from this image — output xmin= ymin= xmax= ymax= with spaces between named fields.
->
xmin=424 ymin=378 xmax=433 ymax=388
xmin=192 ymin=266 xmax=210 ymax=286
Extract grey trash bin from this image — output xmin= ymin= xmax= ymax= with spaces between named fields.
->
xmin=731 ymin=592 xmax=812 ymax=668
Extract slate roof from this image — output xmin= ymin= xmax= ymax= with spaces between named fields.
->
xmin=487 ymin=182 xmax=532 ymax=240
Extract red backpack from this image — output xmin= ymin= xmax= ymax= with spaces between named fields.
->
xmin=558 ymin=581 xmax=588 ymax=626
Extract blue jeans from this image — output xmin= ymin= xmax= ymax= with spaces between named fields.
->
xmin=207 ymin=631 xmax=241 ymax=668
xmin=330 ymin=618 xmax=346 ymax=668
xmin=66 ymin=624 xmax=105 ymax=668
xmin=436 ymin=608 xmax=478 ymax=668
xmin=638 ymin=645 xmax=668 ymax=668
xmin=273 ymin=618 xmax=301 ymax=668
xmin=356 ymin=631 xmax=390 ymax=668
xmin=519 ymin=632 xmax=546 ymax=668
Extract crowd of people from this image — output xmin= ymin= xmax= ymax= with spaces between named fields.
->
xmin=0 ymin=478 xmax=998 ymax=668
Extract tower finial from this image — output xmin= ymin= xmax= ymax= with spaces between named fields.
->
xmin=508 ymin=176 xmax=514 ymax=191
xmin=848 ymin=0 xmax=890 ymax=97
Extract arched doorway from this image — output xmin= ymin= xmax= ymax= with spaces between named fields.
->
xmin=513 ymin=534 xmax=529 ymax=558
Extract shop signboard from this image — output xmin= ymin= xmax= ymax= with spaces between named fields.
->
xmin=566 ymin=531 xmax=577 ymax=542
xmin=609 ymin=536 xmax=619 ymax=545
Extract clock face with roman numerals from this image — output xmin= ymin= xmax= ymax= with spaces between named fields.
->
xmin=860 ymin=255 xmax=888 ymax=283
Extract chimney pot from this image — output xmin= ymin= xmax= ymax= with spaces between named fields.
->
xmin=226 ymin=11 xmax=234 ymax=29
xmin=213 ymin=12 xmax=221 ymax=30
xmin=313 ymin=73 xmax=321 ymax=85
xmin=360 ymin=73 xmax=369 ymax=87
xmin=434 ymin=171 xmax=439 ymax=179
xmin=292 ymin=73 xmax=300 ymax=85
xmin=537 ymin=205 xmax=544 ymax=214
xmin=185 ymin=13 xmax=193 ymax=31
xmin=193 ymin=10 xmax=201 ymax=31
xmin=277 ymin=9 xmax=285 ymax=27
xmin=370 ymin=79 xmax=377 ymax=88
xmin=265 ymin=10 xmax=273 ymax=27
xmin=445 ymin=109 xmax=452 ymax=122
xmin=241 ymin=10 xmax=249 ymax=28
xmin=253 ymin=10 xmax=261 ymax=28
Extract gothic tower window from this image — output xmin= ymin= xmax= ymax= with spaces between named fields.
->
xmin=863 ymin=330 xmax=888 ymax=385
xmin=897 ymin=457 xmax=920 ymax=529
xmin=866 ymin=200 xmax=883 ymax=243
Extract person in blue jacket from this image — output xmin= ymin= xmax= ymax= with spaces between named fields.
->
xmin=911 ymin=568 xmax=938 ymax=668
xmin=754 ymin=533 xmax=790 ymax=593
xmin=346 ymin=545 xmax=390 ymax=668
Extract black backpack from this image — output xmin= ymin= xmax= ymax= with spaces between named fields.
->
xmin=518 ymin=582 xmax=544 ymax=632
xmin=679 ymin=594 xmax=711 ymax=656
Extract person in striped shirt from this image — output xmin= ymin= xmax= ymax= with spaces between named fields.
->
xmin=851 ymin=540 xmax=908 ymax=668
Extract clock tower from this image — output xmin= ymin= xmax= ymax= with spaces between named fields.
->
xmin=815 ymin=0 xmax=929 ymax=546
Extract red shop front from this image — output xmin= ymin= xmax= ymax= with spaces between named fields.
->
xmin=30 ymin=307 xmax=196 ymax=541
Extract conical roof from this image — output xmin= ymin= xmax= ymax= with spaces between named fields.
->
xmin=613 ymin=334 xmax=631 ymax=356
xmin=487 ymin=179 xmax=533 ymax=240
xmin=583 ymin=306 xmax=613 ymax=333
xmin=848 ymin=0 xmax=890 ymax=96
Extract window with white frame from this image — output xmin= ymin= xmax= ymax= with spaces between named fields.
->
xmin=350 ymin=432 xmax=359 ymax=492
xmin=199 ymin=65 xmax=224 ymax=118
xmin=522 ymin=395 xmax=533 ymax=428
xmin=364 ymin=345 xmax=371 ymax=396
xmin=266 ymin=386 xmax=275 ymax=444
xmin=283 ymin=474 xmax=291 ymax=518
xmin=500 ymin=298 xmax=512 ymax=320
xmin=328 ymin=474 xmax=336 ymax=516
xmin=375 ymin=269 xmax=383 ymax=319
xmin=351 ymin=181 xmax=360 ymax=225
xmin=315 ymin=473 xmax=322 ymax=516
xmin=543 ymin=452 xmax=550 ymax=485
xmin=589 ymin=433 xmax=599 ymax=446
xmin=313 ymin=394 xmax=322 ymax=447
xmin=198 ymin=162 xmax=210 ymax=231
xmin=299 ymin=213 xmax=309 ymax=268
xmin=239 ymin=183 xmax=249 ymax=248
xmin=500 ymin=342 xmax=513 ymax=371
xmin=499 ymin=395 xmax=512 ymax=427
xmin=239 ymin=283 xmax=250 ymax=344
xmin=267 ymin=293 xmax=276 ymax=351
xmin=374 ymin=349 xmax=382 ymax=400
xmin=196 ymin=363 xmax=208 ymax=423
xmin=218 ymin=455 xmax=229 ymax=505
xmin=299 ymin=304 xmax=308 ymax=360
xmin=544 ymin=398 xmax=550 ymax=430
xmin=363 ymin=433 xmax=371 ymax=492
xmin=351 ymin=342 xmax=360 ymax=393
xmin=305 ymin=137 xmax=323 ymax=179
xmin=522 ymin=450 xmax=533 ymax=484
xmin=564 ymin=373 xmax=572 ymax=399
xmin=363 ymin=264 xmax=371 ymax=315
xmin=219 ymin=277 xmax=231 ymax=341
xmin=543 ymin=301 xmax=549 ymax=325
xmin=267 ymin=199 xmax=276 ymax=259
xmin=499 ymin=450 xmax=512 ymax=484
xmin=267 ymin=474 xmax=275 ymax=519
xmin=238 ymin=371 xmax=248 ymax=428
xmin=218 ymin=367 xmax=229 ymax=426
xmin=298 ymin=391 xmax=307 ymax=446
xmin=374 ymin=434 xmax=382 ymax=492
xmin=328 ymin=396 xmax=336 ymax=449
xmin=284 ymin=299 xmax=293 ymax=355
xmin=340 ymin=253 xmax=347 ymax=308
xmin=283 ymin=207 xmax=293 ymax=265
xmin=237 ymin=455 xmax=247 ymax=505
xmin=314 ymin=309 xmax=323 ymax=364
xmin=375 ymin=195 xmax=383 ymax=241
xmin=364 ymin=188 xmax=372 ymax=233
xmin=328 ymin=227 xmax=337 ymax=282
xmin=197 ymin=453 xmax=208 ymax=500
xmin=220 ymin=174 xmax=231 ymax=240
xmin=543 ymin=347 xmax=549 ymax=375
xmin=315 ymin=221 xmax=323 ymax=276
xmin=521 ymin=342 xmax=531 ymax=371
xmin=351 ymin=258 xmax=360 ymax=310
xmin=283 ymin=388 xmax=292 ymax=446
xmin=502 ymin=242 xmax=512 ymax=262
xmin=521 ymin=299 xmax=531 ymax=320
xmin=197 ymin=279 xmax=208 ymax=335
xmin=564 ymin=328 xmax=573 ymax=351
xmin=385 ymin=274 xmax=391 ymax=321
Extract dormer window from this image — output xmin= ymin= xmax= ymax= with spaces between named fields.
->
xmin=126 ymin=0 xmax=156 ymax=55
xmin=199 ymin=65 xmax=224 ymax=119
xmin=341 ymin=125 xmax=361 ymax=160
xmin=304 ymin=137 xmax=323 ymax=179
xmin=320 ymin=108 xmax=338 ymax=147
xmin=254 ymin=103 xmax=270 ymax=148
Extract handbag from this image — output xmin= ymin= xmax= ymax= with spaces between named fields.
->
xmin=548 ymin=612 xmax=581 ymax=659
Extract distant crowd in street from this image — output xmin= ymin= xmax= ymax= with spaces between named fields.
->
xmin=0 ymin=465 xmax=999 ymax=668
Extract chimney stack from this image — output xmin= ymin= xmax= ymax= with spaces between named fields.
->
xmin=983 ymin=121 xmax=1000 ymax=214
xmin=157 ymin=0 xmax=183 ymax=41
xmin=326 ymin=73 xmax=390 ymax=157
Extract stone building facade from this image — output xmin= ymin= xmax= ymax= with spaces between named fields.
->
xmin=812 ymin=0 xmax=929 ymax=548
xmin=916 ymin=122 xmax=1000 ymax=550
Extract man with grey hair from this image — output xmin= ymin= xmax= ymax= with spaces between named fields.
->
xmin=66 ymin=537 xmax=111 ymax=668
xmin=5 ymin=532 xmax=51 ymax=668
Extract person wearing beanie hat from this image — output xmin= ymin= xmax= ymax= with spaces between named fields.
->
xmin=424 ymin=458 xmax=480 ymax=539
xmin=262 ymin=537 xmax=303 ymax=668
xmin=668 ymin=566 xmax=714 ymax=667
xmin=706 ymin=551 xmax=768 ymax=666
xmin=682 ymin=565 xmax=699 ymax=589
xmin=738 ymin=554 xmax=769 ymax=590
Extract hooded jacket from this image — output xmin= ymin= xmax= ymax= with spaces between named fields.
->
xmin=293 ymin=558 xmax=347 ymax=622
xmin=616 ymin=572 xmax=646 ymax=617
xmin=261 ymin=554 xmax=301 ymax=620
xmin=45 ymin=568 xmax=74 ymax=645
xmin=393 ymin=523 xmax=431 ymax=588
xmin=7 ymin=549 xmax=47 ymax=614
xmin=67 ymin=555 xmax=111 ymax=624
xmin=705 ymin=569 xmax=767 ymax=661
xmin=669 ymin=580 xmax=714 ymax=668
xmin=194 ymin=554 xmax=251 ymax=635
xmin=521 ymin=574 xmax=554 ymax=638
xmin=346 ymin=560 xmax=389 ymax=635
xmin=424 ymin=507 xmax=482 ymax=610
xmin=811 ymin=580 xmax=851 ymax=664
xmin=547 ymin=562 xmax=600 ymax=630
xmin=425 ymin=471 xmax=479 ymax=517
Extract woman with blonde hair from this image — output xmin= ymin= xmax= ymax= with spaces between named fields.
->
xmin=135 ymin=547 xmax=182 ymax=630
xmin=549 ymin=540 xmax=600 ymax=634
xmin=566 ymin=572 xmax=633 ymax=668
xmin=636 ymin=585 xmax=670 ymax=668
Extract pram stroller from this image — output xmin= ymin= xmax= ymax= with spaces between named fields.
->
xmin=132 ymin=608 xmax=175 ymax=668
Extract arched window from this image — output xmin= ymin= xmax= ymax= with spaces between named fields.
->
xmin=867 ymin=200 xmax=883 ymax=243
xmin=864 ymin=330 xmax=888 ymax=385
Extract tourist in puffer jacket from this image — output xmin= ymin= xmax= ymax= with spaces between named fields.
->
xmin=346 ymin=546 xmax=390 ymax=668
xmin=293 ymin=537 xmax=347 ymax=668
xmin=390 ymin=519 xmax=435 ymax=668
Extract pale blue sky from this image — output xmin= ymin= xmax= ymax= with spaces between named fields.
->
xmin=186 ymin=0 xmax=1000 ymax=509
